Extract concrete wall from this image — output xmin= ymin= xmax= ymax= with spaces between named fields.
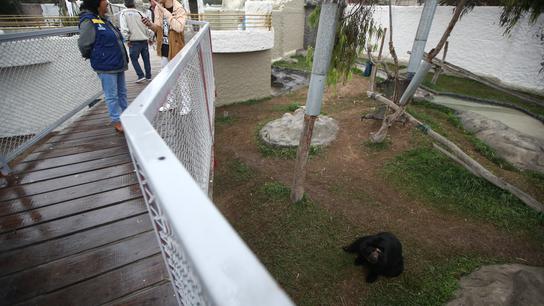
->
xmin=370 ymin=6 xmax=544 ymax=93
xmin=213 ymin=50 xmax=272 ymax=106
xmin=272 ymin=0 xmax=305 ymax=60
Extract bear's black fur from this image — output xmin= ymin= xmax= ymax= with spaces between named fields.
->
xmin=343 ymin=232 xmax=404 ymax=283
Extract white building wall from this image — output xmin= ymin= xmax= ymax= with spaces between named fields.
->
xmin=370 ymin=6 xmax=544 ymax=93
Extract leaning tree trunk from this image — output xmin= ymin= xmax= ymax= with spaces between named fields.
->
xmin=370 ymin=0 xmax=467 ymax=143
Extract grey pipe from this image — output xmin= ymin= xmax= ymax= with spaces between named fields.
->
xmin=399 ymin=60 xmax=432 ymax=105
xmin=406 ymin=0 xmax=437 ymax=77
xmin=305 ymin=2 xmax=338 ymax=116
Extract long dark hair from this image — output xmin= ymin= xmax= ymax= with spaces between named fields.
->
xmin=80 ymin=0 xmax=101 ymax=15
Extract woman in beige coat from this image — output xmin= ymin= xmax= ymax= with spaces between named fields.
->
xmin=142 ymin=0 xmax=187 ymax=67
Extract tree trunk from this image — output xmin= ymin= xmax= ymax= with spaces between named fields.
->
xmin=369 ymin=28 xmax=387 ymax=92
xmin=291 ymin=115 xmax=317 ymax=202
xmin=431 ymin=41 xmax=448 ymax=84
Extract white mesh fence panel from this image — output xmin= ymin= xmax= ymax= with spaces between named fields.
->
xmin=122 ymin=21 xmax=293 ymax=306
xmin=0 ymin=29 xmax=101 ymax=169
xmin=151 ymin=52 xmax=213 ymax=192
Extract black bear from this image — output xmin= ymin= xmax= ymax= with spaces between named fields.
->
xmin=343 ymin=232 xmax=404 ymax=283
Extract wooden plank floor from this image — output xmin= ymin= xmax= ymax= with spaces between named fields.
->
xmin=0 ymin=52 xmax=178 ymax=305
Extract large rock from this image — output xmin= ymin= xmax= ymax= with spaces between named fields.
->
xmin=459 ymin=111 xmax=544 ymax=174
xmin=260 ymin=107 xmax=339 ymax=147
xmin=447 ymin=264 xmax=544 ymax=306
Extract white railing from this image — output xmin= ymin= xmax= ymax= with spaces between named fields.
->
xmin=0 ymin=27 xmax=102 ymax=176
xmin=121 ymin=21 xmax=293 ymax=306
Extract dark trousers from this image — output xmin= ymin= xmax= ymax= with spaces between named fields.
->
xmin=129 ymin=40 xmax=151 ymax=79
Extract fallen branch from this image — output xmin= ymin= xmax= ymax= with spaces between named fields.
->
xmin=367 ymin=91 xmax=544 ymax=213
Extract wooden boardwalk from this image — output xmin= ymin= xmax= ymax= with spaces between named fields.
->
xmin=0 ymin=53 xmax=178 ymax=305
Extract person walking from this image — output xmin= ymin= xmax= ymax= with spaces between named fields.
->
xmin=120 ymin=0 xmax=152 ymax=83
xmin=141 ymin=0 xmax=187 ymax=68
xmin=78 ymin=0 xmax=129 ymax=133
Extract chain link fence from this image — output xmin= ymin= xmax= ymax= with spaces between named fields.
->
xmin=0 ymin=28 xmax=102 ymax=174
xmin=122 ymin=20 xmax=293 ymax=306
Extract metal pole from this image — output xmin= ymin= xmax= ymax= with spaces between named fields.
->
xmin=406 ymin=0 xmax=438 ymax=77
xmin=290 ymin=1 xmax=338 ymax=203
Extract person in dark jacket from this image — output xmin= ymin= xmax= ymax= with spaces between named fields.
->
xmin=78 ymin=0 xmax=129 ymax=133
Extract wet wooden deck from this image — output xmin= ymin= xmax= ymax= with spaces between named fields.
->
xmin=0 ymin=53 xmax=178 ymax=305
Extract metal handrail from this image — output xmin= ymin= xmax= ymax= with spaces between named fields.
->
xmin=121 ymin=20 xmax=293 ymax=305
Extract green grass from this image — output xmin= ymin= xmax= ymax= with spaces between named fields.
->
xmin=422 ymin=74 xmax=544 ymax=117
xmin=411 ymin=100 xmax=462 ymax=129
xmin=384 ymin=147 xmax=544 ymax=238
xmin=467 ymin=136 xmax=516 ymax=171
xmin=235 ymin=181 xmax=355 ymax=306
xmin=272 ymin=102 xmax=301 ymax=113
xmin=256 ymin=123 xmax=322 ymax=159
xmin=239 ymin=96 xmax=272 ymax=105
xmin=351 ymin=67 xmax=363 ymax=75
xmin=272 ymin=55 xmax=312 ymax=72
xmin=228 ymin=159 xmax=253 ymax=183
xmin=367 ymin=256 xmax=498 ymax=306
xmin=364 ymin=139 xmax=391 ymax=151
xmin=215 ymin=115 xmax=234 ymax=125
xmin=526 ymin=170 xmax=544 ymax=183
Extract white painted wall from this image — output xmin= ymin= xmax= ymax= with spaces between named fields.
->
xmin=211 ymin=29 xmax=274 ymax=53
xmin=369 ymin=6 xmax=544 ymax=93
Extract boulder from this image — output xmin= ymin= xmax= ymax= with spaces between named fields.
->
xmin=260 ymin=107 xmax=339 ymax=147
xmin=459 ymin=111 xmax=544 ymax=174
xmin=447 ymin=264 xmax=544 ymax=306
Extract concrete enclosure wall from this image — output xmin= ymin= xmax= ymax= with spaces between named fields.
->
xmin=370 ymin=6 xmax=544 ymax=93
xmin=213 ymin=50 xmax=272 ymax=106
xmin=272 ymin=0 xmax=305 ymax=60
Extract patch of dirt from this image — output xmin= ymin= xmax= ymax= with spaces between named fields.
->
xmin=212 ymin=75 xmax=544 ymax=304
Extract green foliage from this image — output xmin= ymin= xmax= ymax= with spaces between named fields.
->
xmin=308 ymin=5 xmax=320 ymax=29
xmin=384 ymin=147 xmax=544 ymax=237
xmin=498 ymin=0 xmax=543 ymax=33
xmin=308 ymin=2 xmax=379 ymax=86
xmin=305 ymin=46 xmax=314 ymax=69
xmin=367 ymin=256 xmax=498 ymax=306
xmin=351 ymin=67 xmax=363 ymax=75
